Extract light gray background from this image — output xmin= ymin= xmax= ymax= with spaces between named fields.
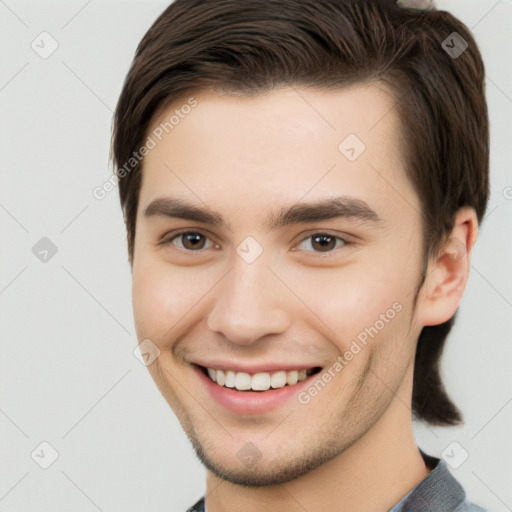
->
xmin=1 ymin=1 xmax=511 ymax=511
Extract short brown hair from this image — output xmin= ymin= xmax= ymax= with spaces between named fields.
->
xmin=110 ymin=0 xmax=489 ymax=426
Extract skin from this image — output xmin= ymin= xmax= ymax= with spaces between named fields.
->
xmin=131 ymin=84 xmax=478 ymax=512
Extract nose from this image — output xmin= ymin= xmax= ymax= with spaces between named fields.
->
xmin=206 ymin=256 xmax=292 ymax=346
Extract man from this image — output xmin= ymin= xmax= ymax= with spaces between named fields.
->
xmin=110 ymin=0 xmax=489 ymax=510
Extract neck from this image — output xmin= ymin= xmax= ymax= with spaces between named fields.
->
xmin=204 ymin=373 xmax=430 ymax=512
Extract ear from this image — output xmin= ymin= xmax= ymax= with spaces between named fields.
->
xmin=415 ymin=207 xmax=479 ymax=327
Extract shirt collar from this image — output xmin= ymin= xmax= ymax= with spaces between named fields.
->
xmin=199 ymin=450 xmax=466 ymax=512
xmin=388 ymin=449 xmax=467 ymax=511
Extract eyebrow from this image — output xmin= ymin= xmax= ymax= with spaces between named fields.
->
xmin=143 ymin=195 xmax=383 ymax=231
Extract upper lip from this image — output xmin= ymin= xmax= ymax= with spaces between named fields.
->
xmin=192 ymin=360 xmax=321 ymax=374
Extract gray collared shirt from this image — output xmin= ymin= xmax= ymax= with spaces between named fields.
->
xmin=187 ymin=451 xmax=487 ymax=512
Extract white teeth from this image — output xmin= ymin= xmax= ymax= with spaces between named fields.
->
xmin=270 ymin=370 xmax=287 ymax=389
xmin=286 ymin=370 xmax=298 ymax=386
xmin=216 ymin=369 xmax=226 ymax=386
xmin=234 ymin=372 xmax=252 ymax=390
xmin=205 ymin=366 xmax=315 ymax=391
xmin=252 ymin=372 xmax=271 ymax=391
xmin=225 ymin=370 xmax=236 ymax=388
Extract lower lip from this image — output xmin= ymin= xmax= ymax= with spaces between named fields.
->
xmin=193 ymin=365 xmax=318 ymax=415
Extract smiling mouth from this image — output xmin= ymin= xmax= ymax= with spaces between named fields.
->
xmin=195 ymin=364 xmax=323 ymax=392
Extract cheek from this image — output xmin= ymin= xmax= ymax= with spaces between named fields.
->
xmin=287 ymin=263 xmax=415 ymax=374
xmin=289 ymin=267 xmax=399 ymax=337
xmin=131 ymin=260 xmax=206 ymax=344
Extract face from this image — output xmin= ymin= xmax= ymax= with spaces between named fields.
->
xmin=131 ymin=84 xmax=427 ymax=486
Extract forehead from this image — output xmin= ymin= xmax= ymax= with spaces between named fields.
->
xmin=138 ymin=84 xmax=418 ymax=224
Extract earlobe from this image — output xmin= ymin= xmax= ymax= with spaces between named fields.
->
xmin=416 ymin=207 xmax=479 ymax=327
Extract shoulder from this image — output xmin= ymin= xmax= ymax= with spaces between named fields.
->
xmin=390 ymin=452 xmax=490 ymax=512
xmin=453 ymin=501 xmax=488 ymax=512
xmin=186 ymin=496 xmax=205 ymax=512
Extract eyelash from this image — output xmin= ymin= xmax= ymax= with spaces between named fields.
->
xmin=160 ymin=230 xmax=351 ymax=257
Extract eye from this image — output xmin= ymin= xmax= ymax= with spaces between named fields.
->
xmin=295 ymin=232 xmax=349 ymax=255
xmin=162 ymin=231 xmax=216 ymax=252
xmin=161 ymin=230 xmax=350 ymax=256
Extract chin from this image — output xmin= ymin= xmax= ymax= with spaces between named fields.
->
xmin=187 ymin=430 xmax=347 ymax=487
